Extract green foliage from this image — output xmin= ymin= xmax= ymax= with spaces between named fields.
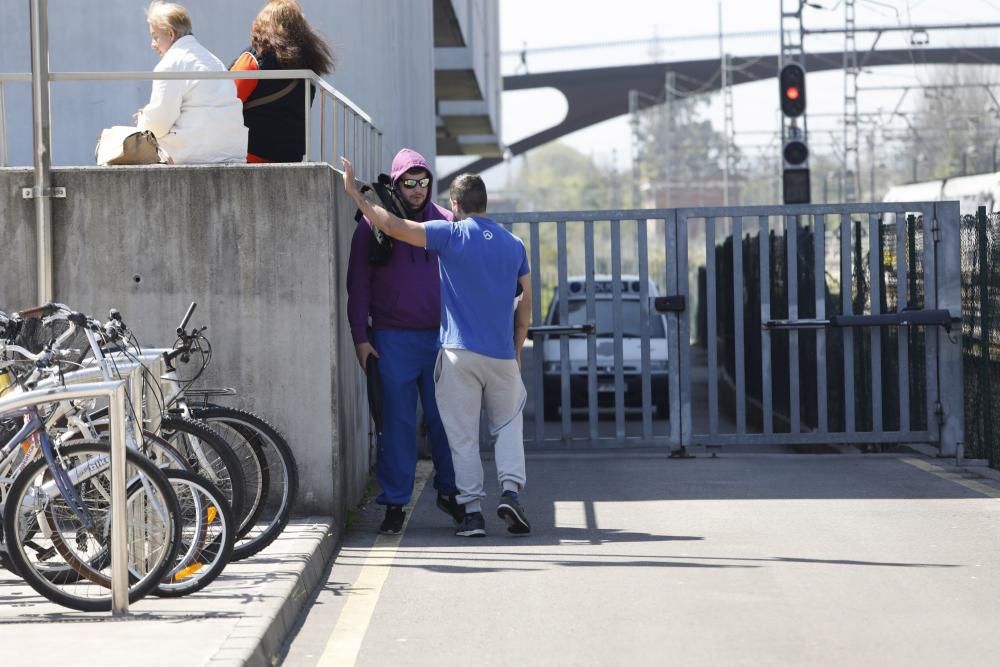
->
xmin=510 ymin=142 xmax=626 ymax=211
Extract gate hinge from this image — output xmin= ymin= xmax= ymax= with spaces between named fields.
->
xmin=21 ymin=186 xmax=66 ymax=200
xmin=931 ymin=216 xmax=942 ymax=243
xmin=934 ymin=400 xmax=945 ymax=426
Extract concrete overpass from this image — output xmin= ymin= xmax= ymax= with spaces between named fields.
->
xmin=440 ymin=46 xmax=1000 ymax=189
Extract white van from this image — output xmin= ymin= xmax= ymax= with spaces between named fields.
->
xmin=541 ymin=275 xmax=669 ymax=419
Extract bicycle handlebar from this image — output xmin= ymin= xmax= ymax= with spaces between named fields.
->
xmin=178 ymin=302 xmax=197 ymax=337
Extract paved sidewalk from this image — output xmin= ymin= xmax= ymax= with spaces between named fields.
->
xmin=0 ymin=517 xmax=336 ymax=667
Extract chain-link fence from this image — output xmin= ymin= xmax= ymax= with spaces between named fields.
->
xmin=961 ymin=207 xmax=1000 ymax=467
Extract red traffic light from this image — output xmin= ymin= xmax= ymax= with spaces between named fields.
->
xmin=779 ymin=63 xmax=806 ymax=117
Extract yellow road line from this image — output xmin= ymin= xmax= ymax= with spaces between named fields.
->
xmin=316 ymin=461 xmax=432 ymax=667
xmin=900 ymin=457 xmax=1000 ymax=498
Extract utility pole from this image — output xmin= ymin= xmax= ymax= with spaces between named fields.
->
xmin=780 ymin=0 xmax=810 ymax=204
xmin=722 ymin=53 xmax=735 ymax=206
xmin=843 ymin=0 xmax=860 ymax=202
xmin=629 ymin=89 xmax=641 ymax=207
xmin=867 ymin=129 xmax=876 ymax=200
xmin=664 ymin=71 xmax=676 ymax=209
xmin=719 ymin=0 xmax=733 ymax=206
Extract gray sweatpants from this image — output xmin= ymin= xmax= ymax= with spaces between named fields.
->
xmin=433 ymin=347 xmax=527 ymax=510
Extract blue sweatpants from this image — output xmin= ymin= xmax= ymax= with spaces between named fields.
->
xmin=372 ymin=329 xmax=457 ymax=505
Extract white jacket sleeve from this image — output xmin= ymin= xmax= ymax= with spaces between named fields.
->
xmin=138 ymin=77 xmax=185 ymax=138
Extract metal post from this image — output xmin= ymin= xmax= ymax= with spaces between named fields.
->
xmin=303 ymin=79 xmax=311 ymax=162
xmin=319 ymin=92 xmax=326 ymax=163
xmin=108 ymin=381 xmax=129 ymax=616
xmin=628 ymin=90 xmax=640 ymax=207
xmin=29 ymin=0 xmax=54 ymax=303
xmin=0 ymin=81 xmax=8 ymax=167
xmin=977 ymin=206 xmax=991 ymax=451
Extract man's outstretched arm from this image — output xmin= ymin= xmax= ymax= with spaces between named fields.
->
xmin=341 ymin=156 xmax=427 ymax=249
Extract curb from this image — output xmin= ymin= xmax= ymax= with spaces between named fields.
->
xmin=208 ymin=517 xmax=339 ymax=667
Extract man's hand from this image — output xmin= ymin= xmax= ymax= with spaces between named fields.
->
xmin=356 ymin=341 xmax=379 ymax=369
xmin=341 ymin=156 xmax=361 ymax=202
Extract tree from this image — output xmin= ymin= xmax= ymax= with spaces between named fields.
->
xmin=891 ymin=65 xmax=1000 ymax=184
xmin=509 ymin=142 xmax=621 ymax=211
xmin=636 ymin=94 xmax=745 ymax=207
xmin=503 ymin=142 xmax=656 ymax=315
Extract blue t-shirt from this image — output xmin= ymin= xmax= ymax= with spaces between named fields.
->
xmin=424 ymin=216 xmax=530 ymax=359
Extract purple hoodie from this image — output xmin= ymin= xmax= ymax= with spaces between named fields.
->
xmin=346 ymin=148 xmax=453 ymax=345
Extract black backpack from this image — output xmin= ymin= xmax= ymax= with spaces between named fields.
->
xmin=354 ymin=174 xmax=406 ymax=265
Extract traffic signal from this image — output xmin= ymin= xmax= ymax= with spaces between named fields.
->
xmin=782 ymin=166 xmax=811 ymax=204
xmin=780 ymin=61 xmax=809 ymax=203
xmin=779 ymin=63 xmax=806 ymax=117
xmin=782 ymin=133 xmax=810 ymax=204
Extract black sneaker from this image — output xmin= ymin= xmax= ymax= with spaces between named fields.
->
xmin=379 ymin=505 xmax=405 ymax=535
xmin=436 ymin=493 xmax=464 ymax=525
xmin=455 ymin=511 xmax=486 ymax=537
xmin=497 ymin=492 xmax=531 ymax=534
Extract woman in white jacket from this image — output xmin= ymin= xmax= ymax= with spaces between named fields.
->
xmin=137 ymin=2 xmax=248 ymax=164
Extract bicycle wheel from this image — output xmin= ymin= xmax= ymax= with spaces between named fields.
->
xmin=61 ymin=427 xmax=190 ymax=471
xmin=191 ymin=416 xmax=264 ymax=535
xmin=154 ymin=469 xmax=234 ymax=598
xmin=3 ymin=442 xmax=181 ymax=612
xmin=190 ymin=407 xmax=297 ymax=561
xmin=158 ymin=416 xmax=246 ymax=525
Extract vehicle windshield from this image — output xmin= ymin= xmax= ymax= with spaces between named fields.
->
xmin=549 ymin=298 xmax=665 ymax=338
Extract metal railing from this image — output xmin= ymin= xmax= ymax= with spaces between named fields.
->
xmin=0 ymin=69 xmax=382 ymax=178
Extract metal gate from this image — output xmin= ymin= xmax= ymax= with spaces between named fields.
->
xmin=492 ymin=201 xmax=963 ymax=455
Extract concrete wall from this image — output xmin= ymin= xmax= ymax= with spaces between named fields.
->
xmin=452 ymin=0 xmax=501 ymax=138
xmin=0 ymin=0 xmax=438 ymax=168
xmin=0 ymin=164 xmax=371 ymax=519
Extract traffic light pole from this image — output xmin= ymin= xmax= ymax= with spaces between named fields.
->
xmin=843 ymin=0 xmax=861 ymax=202
xmin=780 ymin=0 xmax=810 ymax=204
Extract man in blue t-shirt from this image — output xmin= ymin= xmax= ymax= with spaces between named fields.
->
xmin=342 ymin=157 xmax=532 ymax=537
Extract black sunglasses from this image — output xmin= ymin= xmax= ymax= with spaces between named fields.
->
xmin=400 ymin=177 xmax=431 ymax=189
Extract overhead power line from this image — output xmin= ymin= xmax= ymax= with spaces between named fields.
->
xmin=501 ymin=21 xmax=1000 ymax=58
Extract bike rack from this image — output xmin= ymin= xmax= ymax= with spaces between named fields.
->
xmin=0 ymin=380 xmax=131 ymax=616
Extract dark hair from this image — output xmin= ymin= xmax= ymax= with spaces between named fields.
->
xmin=449 ymin=174 xmax=488 ymax=214
xmin=251 ymin=0 xmax=335 ymax=74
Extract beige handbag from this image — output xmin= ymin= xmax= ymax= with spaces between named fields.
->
xmin=95 ymin=126 xmax=169 ymax=165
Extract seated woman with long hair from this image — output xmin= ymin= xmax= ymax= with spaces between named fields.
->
xmin=231 ymin=0 xmax=335 ymax=163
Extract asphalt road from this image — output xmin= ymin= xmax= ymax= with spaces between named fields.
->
xmin=279 ymin=452 xmax=1000 ymax=667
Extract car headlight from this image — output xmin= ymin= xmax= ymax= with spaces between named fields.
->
xmin=543 ymin=362 xmax=560 ymax=373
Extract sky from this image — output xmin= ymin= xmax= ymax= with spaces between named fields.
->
xmin=440 ymin=0 xmax=1000 ymax=187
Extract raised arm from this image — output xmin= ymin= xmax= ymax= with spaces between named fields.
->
xmin=341 ymin=157 xmax=427 ymax=249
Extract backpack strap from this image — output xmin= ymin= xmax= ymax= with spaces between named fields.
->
xmin=243 ymin=80 xmax=297 ymax=110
